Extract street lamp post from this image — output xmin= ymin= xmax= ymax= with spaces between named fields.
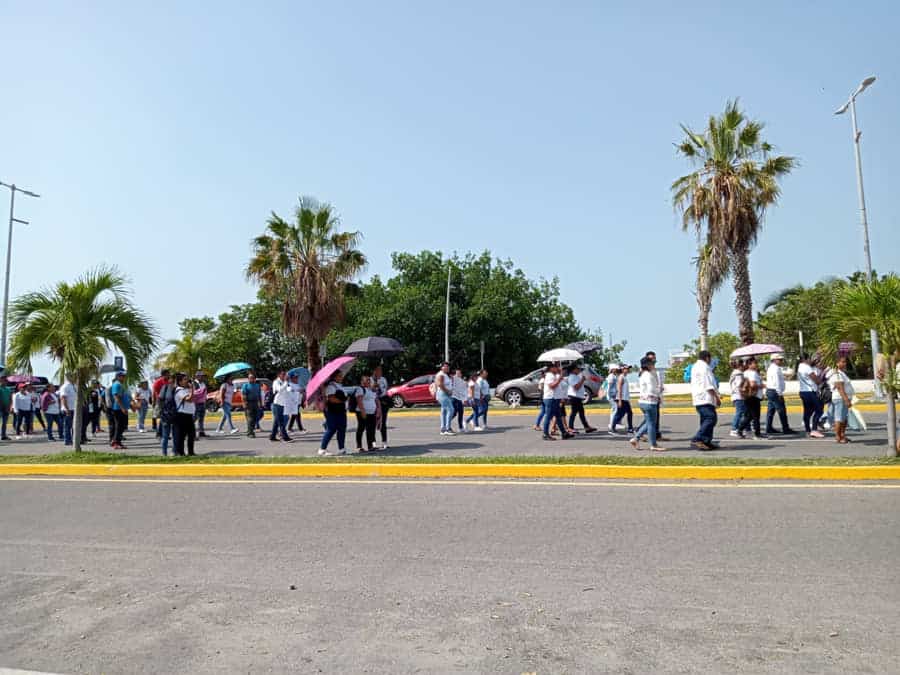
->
xmin=834 ymin=76 xmax=881 ymax=391
xmin=0 ymin=181 xmax=41 ymax=364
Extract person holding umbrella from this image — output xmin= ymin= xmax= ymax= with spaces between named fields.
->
xmin=319 ymin=371 xmax=348 ymax=456
xmin=542 ymin=363 xmax=573 ymax=441
xmin=371 ymin=366 xmax=390 ymax=448
xmin=216 ymin=374 xmax=239 ymax=435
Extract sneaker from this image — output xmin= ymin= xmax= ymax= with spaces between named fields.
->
xmin=585 ymin=427 xmax=598 ymax=433
xmin=137 ymin=428 xmax=145 ymax=434
xmin=729 ymin=430 xmax=741 ymax=438
xmin=282 ymin=438 xmax=294 ymax=443
xmin=691 ymin=440 xmax=713 ymax=451
xmin=649 ymin=446 xmax=667 ymax=452
xmin=230 ymin=428 xmax=240 ymax=435
xmin=608 ymin=429 xmax=619 ymax=436
xmin=542 ymin=434 xmax=556 ymax=441
xmin=629 ymin=437 xmax=641 ymax=450
xmin=809 ymin=431 xmax=825 ymax=439
xmin=382 ymin=443 xmax=389 ymax=450
xmin=473 ymin=426 xmax=484 ymax=432
xmin=444 ymin=430 xmax=456 ymax=436
xmin=217 ymin=430 xmax=225 ymax=435
xmin=317 ymin=449 xmax=329 ymax=456
xmin=297 ymin=429 xmax=308 ymax=435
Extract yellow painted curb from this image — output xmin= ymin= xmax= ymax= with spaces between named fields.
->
xmin=2 ymin=463 xmax=899 ymax=481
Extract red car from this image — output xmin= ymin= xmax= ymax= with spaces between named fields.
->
xmin=387 ymin=374 xmax=436 ymax=408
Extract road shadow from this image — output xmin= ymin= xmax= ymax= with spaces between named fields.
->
xmin=201 ymin=450 xmax=260 ymax=457
xmin=380 ymin=442 xmax=482 ymax=457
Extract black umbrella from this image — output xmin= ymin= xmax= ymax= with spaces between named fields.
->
xmin=343 ymin=336 xmax=405 ymax=358
xmin=564 ymin=340 xmax=604 ymax=356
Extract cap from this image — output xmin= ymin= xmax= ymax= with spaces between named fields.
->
xmin=772 ymin=353 xmax=785 ymax=361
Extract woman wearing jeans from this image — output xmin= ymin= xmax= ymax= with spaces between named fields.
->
xmin=435 ymin=362 xmax=455 ymax=436
xmin=797 ymin=354 xmax=825 ymax=438
xmin=319 ymin=372 xmax=348 ymax=456
xmin=216 ymin=375 xmax=238 ymax=434
xmin=451 ymin=369 xmax=467 ymax=432
xmin=630 ymin=357 xmax=664 ymax=451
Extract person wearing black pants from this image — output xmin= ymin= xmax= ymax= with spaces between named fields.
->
xmin=353 ymin=377 xmax=378 ymax=452
xmin=372 ymin=366 xmax=390 ymax=449
xmin=566 ymin=365 xmax=597 ymax=432
xmin=173 ymin=374 xmax=196 ymax=456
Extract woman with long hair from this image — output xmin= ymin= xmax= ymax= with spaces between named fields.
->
xmin=797 ymin=353 xmax=825 ymax=438
xmin=319 ymin=371 xmax=348 ymax=456
xmin=828 ymin=357 xmax=854 ymax=444
xmin=742 ymin=357 xmax=763 ymax=439
xmin=630 ymin=357 xmax=664 ymax=451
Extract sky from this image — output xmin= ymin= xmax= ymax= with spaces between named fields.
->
xmin=2 ymin=0 xmax=899 ymax=375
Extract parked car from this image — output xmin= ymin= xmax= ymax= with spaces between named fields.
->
xmin=206 ymin=377 xmax=272 ymax=412
xmin=386 ymin=374 xmax=436 ymax=408
xmin=494 ymin=365 xmax=605 ymax=407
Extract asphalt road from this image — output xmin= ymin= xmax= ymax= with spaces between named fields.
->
xmin=0 ymin=408 xmax=893 ymax=459
xmin=1 ymin=477 xmax=899 ymax=673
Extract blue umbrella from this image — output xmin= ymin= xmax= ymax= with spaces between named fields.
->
xmin=287 ymin=367 xmax=311 ymax=387
xmin=214 ymin=361 xmax=253 ymax=379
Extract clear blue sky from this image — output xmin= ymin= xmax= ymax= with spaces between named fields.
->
xmin=3 ymin=0 xmax=899 ymax=374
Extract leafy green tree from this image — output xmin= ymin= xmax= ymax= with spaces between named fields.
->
xmin=673 ymin=100 xmax=797 ymax=344
xmin=246 ymin=196 xmax=366 ymax=372
xmin=665 ymin=331 xmax=741 ymax=384
xmin=8 ymin=267 xmax=157 ymax=452
xmin=819 ymin=275 xmax=900 ymax=455
xmin=158 ymin=317 xmax=214 ymax=374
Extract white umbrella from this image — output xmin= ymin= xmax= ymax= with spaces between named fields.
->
xmin=537 ymin=348 xmax=583 ymax=363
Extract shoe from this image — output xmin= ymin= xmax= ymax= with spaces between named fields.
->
xmin=473 ymin=426 xmax=484 ymax=432
xmin=444 ymin=430 xmax=456 ymax=436
xmin=532 ymin=425 xmax=541 ymax=431
xmin=217 ymin=430 xmax=225 ymax=435
xmin=317 ymin=449 xmax=329 ymax=456
xmin=627 ymin=428 xmax=635 ymax=434
xmin=809 ymin=431 xmax=825 ymax=439
xmin=585 ymin=427 xmax=598 ymax=433
xmin=708 ymin=442 xmax=721 ymax=449
xmin=629 ymin=437 xmax=641 ymax=450
xmin=230 ymin=428 xmax=240 ymax=435
xmin=562 ymin=433 xmax=576 ymax=440
xmin=691 ymin=440 xmax=713 ymax=451
xmin=336 ymin=449 xmax=347 ymax=455
xmin=754 ymin=434 xmax=765 ymax=440
xmin=269 ymin=438 xmax=280 ymax=443
xmin=729 ymin=430 xmax=741 ymax=438
xmin=14 ymin=435 xmax=21 ymax=440
xmin=382 ymin=443 xmax=389 ymax=450
xmin=355 ymin=448 xmax=364 ymax=453
xmin=650 ymin=446 xmax=667 ymax=452
xmin=137 ymin=428 xmax=145 ymax=434
xmin=542 ymin=434 xmax=556 ymax=441
xmin=657 ymin=435 xmax=667 ymax=441
xmin=297 ymin=429 xmax=308 ymax=435
xmin=608 ymin=429 xmax=619 ymax=436
xmin=0 ymin=436 xmax=9 ymax=441
xmin=199 ymin=432 xmax=207 ymax=438
xmin=283 ymin=437 xmax=294 ymax=443
xmin=247 ymin=433 xmax=256 ymax=438
xmin=783 ymin=429 xmax=797 ymax=435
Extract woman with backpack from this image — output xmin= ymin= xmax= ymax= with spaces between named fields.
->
xmin=172 ymin=373 xmax=196 ymax=456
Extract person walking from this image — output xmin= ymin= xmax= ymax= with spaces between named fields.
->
xmin=269 ymin=370 xmax=293 ymax=443
xmin=109 ymin=371 xmax=131 ymax=450
xmin=434 ymin=362 xmax=455 ymax=436
xmin=567 ymin=364 xmax=596 ymax=433
xmin=286 ymin=372 xmax=306 ymax=434
xmin=87 ymin=380 xmax=102 ymax=435
xmin=353 ymin=375 xmax=379 ymax=452
xmin=451 ymin=368 xmax=468 ymax=433
xmin=13 ymin=385 xmax=34 ymax=438
xmin=533 ymin=368 xmax=548 ymax=432
xmin=0 ymin=375 xmax=12 ymax=441
xmin=466 ymin=372 xmax=485 ymax=432
xmin=216 ymin=374 xmax=239 ymax=434
xmin=172 ymin=373 xmax=196 ymax=456
xmin=372 ymin=366 xmax=390 ymax=448
xmin=742 ymin=357 xmax=764 ymax=439
xmin=319 ymin=371 xmax=348 ymax=456
xmin=192 ymin=372 xmax=208 ymax=438
xmin=59 ymin=377 xmax=77 ymax=446
xmin=690 ymin=350 xmax=721 ymax=451
xmin=476 ymin=370 xmax=490 ymax=428
xmin=157 ymin=372 xmax=176 ymax=456
xmin=612 ymin=365 xmax=634 ymax=434
xmin=41 ymin=384 xmax=62 ymax=441
xmin=645 ymin=351 xmax=666 ymax=441
xmin=605 ymin=364 xmax=620 ymax=434
xmin=765 ymin=354 xmax=794 ymax=435
xmin=630 ymin=356 xmax=664 ymax=451
xmin=797 ymin=354 xmax=825 ymax=438
xmin=829 ymin=357 xmax=854 ymax=444
xmin=151 ymin=369 xmax=170 ymax=438
xmin=542 ymin=364 xmax=573 ymax=441
xmin=728 ymin=360 xmax=747 ymax=439
xmin=133 ymin=380 xmax=150 ymax=432
xmin=241 ymin=372 xmax=262 ymax=438
xmin=30 ymin=387 xmax=46 ymax=433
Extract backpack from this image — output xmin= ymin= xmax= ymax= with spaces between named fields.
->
xmin=428 ymin=374 xmax=439 ymax=396
xmin=347 ymin=387 xmax=359 ymax=413
xmin=159 ymin=384 xmax=178 ymax=424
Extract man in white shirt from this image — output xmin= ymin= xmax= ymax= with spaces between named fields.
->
xmin=59 ymin=377 xmax=78 ymax=446
xmin=645 ymin=351 xmax=666 ymax=440
xmin=690 ymin=350 xmax=721 ymax=450
xmin=566 ymin=364 xmax=596 ymax=433
xmin=269 ymin=370 xmax=293 ymax=442
xmin=765 ymin=354 xmax=794 ymax=435
xmin=541 ymin=364 xmax=574 ymax=441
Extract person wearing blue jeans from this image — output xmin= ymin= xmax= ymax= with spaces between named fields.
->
xmin=690 ymin=351 xmax=720 ymax=450
xmin=435 ymin=363 xmax=455 ymax=435
xmin=319 ymin=372 xmax=348 ymax=455
xmin=633 ymin=403 xmax=659 ymax=448
xmin=466 ymin=375 xmax=483 ymax=430
xmin=269 ymin=372 xmax=292 ymax=442
xmin=630 ymin=358 xmax=664 ymax=451
xmin=541 ymin=365 xmax=573 ymax=441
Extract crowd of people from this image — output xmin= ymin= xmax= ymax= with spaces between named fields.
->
xmin=0 ymin=348 xmax=875 ymax=455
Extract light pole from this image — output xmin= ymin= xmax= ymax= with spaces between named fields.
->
xmin=0 ymin=181 xmax=40 ymax=364
xmin=834 ymin=76 xmax=881 ymax=390
xmin=444 ymin=263 xmax=451 ymax=363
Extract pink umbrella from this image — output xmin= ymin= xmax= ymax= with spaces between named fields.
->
xmin=729 ymin=343 xmax=785 ymax=359
xmin=304 ymin=356 xmax=357 ymax=409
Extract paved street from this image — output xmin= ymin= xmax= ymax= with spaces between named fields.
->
xmin=2 ymin=477 xmax=899 ymax=673
xmin=0 ymin=408 xmax=893 ymax=459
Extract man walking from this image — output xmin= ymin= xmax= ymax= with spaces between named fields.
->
xmin=690 ymin=350 xmax=721 ymax=451
xmin=59 ymin=375 xmax=77 ymax=446
xmin=241 ymin=372 xmax=262 ymax=439
xmin=645 ymin=351 xmax=666 ymax=441
xmin=765 ymin=354 xmax=794 ymax=435
xmin=542 ymin=364 xmax=573 ymax=441
xmin=109 ymin=370 xmax=130 ymax=450
xmin=269 ymin=370 xmax=293 ymax=443
xmin=193 ymin=371 xmax=208 ymax=438
xmin=152 ymin=369 xmax=170 ymax=438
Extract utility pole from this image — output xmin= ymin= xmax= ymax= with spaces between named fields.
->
xmin=444 ymin=264 xmax=451 ymax=363
xmin=0 ymin=181 xmax=41 ymax=363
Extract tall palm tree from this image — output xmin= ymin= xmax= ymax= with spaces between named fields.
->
xmin=693 ymin=242 xmax=729 ymax=351
xmin=673 ymin=100 xmax=797 ymax=344
xmin=819 ymin=275 xmax=900 ymax=456
xmin=247 ymin=196 xmax=366 ymax=372
xmin=8 ymin=267 xmax=157 ymax=452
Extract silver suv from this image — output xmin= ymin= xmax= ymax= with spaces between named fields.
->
xmin=495 ymin=366 xmax=605 ymax=406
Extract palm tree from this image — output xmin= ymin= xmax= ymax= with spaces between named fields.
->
xmin=7 ymin=267 xmax=158 ymax=452
xmin=247 ymin=196 xmax=366 ymax=372
xmin=818 ymin=275 xmax=900 ymax=456
xmin=160 ymin=331 xmax=207 ymax=374
xmin=673 ymin=100 xmax=797 ymax=344
xmin=693 ymin=242 xmax=729 ymax=351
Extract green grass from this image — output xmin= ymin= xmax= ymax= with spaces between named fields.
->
xmin=1 ymin=451 xmax=897 ymax=466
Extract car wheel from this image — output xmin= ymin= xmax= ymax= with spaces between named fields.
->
xmin=392 ymin=394 xmax=407 ymax=409
xmin=206 ymin=401 xmax=219 ymax=413
xmin=504 ymin=388 xmax=524 ymax=407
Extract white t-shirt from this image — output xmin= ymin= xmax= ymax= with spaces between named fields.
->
xmin=59 ymin=381 xmax=77 ymax=412
xmin=287 ymin=382 xmax=303 ymax=410
xmin=746 ymin=369 xmax=764 ymax=399
xmin=557 ymin=378 xmax=568 ymax=399
xmin=797 ymin=363 xmax=818 ymax=392
xmin=220 ymin=382 xmax=235 ymax=405
xmin=43 ymin=392 xmax=60 ymax=415
xmin=373 ymin=376 xmax=389 ymax=397
xmin=567 ymin=373 xmax=585 ymax=399
xmin=617 ymin=374 xmax=630 ymax=401
xmin=729 ymin=369 xmax=745 ymax=402
xmin=829 ymin=370 xmax=855 ymax=402
xmin=358 ymin=387 xmax=378 ymax=414
xmin=272 ymin=378 xmax=293 ymax=407
xmin=638 ymin=370 xmax=660 ymax=403
xmin=542 ymin=372 xmax=560 ymax=400
xmin=691 ymin=359 xmax=718 ymax=406
xmin=451 ymin=376 xmax=468 ymax=401
xmin=766 ymin=364 xmax=785 ymax=394
xmin=477 ymin=377 xmax=490 ymax=399
xmin=14 ymin=392 xmax=33 ymax=412
xmin=175 ymin=387 xmax=196 ymax=415
xmin=434 ymin=371 xmax=451 ymax=394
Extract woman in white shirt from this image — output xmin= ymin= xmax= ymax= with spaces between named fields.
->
xmin=829 ymin=357 xmax=854 ymax=444
xmin=612 ymin=365 xmax=634 ymax=434
xmin=216 ymin=375 xmax=238 ymax=434
xmin=41 ymin=384 xmax=62 ymax=441
xmin=13 ymin=385 xmax=34 ymax=437
xmin=630 ymin=357 xmax=664 ymax=451
xmin=173 ymin=373 xmax=196 ymax=456
xmin=797 ymin=354 xmax=825 ymax=438
xmin=742 ymin=357 xmax=764 ymax=439
xmin=465 ymin=373 xmax=484 ymax=432
xmin=354 ymin=376 xmax=379 ymax=452
xmin=566 ymin=364 xmax=596 ymax=433
xmin=728 ymin=361 xmax=747 ymax=439
xmin=451 ymin=369 xmax=468 ymax=433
